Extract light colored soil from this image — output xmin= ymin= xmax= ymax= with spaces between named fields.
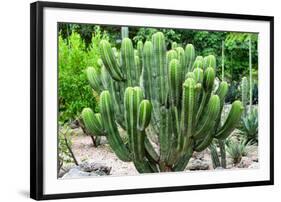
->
xmin=71 ymin=135 xmax=138 ymax=176
xmin=66 ymin=129 xmax=258 ymax=177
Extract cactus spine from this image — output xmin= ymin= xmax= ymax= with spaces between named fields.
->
xmin=82 ymin=32 xmax=243 ymax=173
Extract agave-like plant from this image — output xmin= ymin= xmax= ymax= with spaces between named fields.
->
xmin=240 ymin=108 xmax=258 ymax=144
xmin=226 ymin=139 xmax=248 ymax=164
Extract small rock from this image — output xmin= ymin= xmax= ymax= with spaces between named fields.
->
xmin=237 ymin=157 xmax=252 ymax=168
xmin=187 ymin=159 xmax=209 ymax=170
xmin=79 ymin=162 xmax=111 ymax=175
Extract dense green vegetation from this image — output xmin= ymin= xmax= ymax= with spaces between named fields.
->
xmin=58 ymin=23 xmax=258 ymax=123
xmin=58 ymin=23 xmax=259 ymax=172
xmin=59 ymin=26 xmax=109 ymax=123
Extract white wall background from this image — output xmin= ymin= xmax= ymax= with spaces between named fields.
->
xmin=0 ymin=0 xmax=279 ymax=201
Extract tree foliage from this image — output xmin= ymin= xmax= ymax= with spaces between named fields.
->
xmin=59 ymin=26 xmax=108 ymax=122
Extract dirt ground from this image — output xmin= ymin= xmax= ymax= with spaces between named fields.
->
xmin=71 ymin=135 xmax=139 ymax=176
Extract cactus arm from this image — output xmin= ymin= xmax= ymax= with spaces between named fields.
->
xmin=159 ymin=107 xmax=172 ymax=163
xmin=193 ymin=68 xmax=204 ymax=83
xmin=209 ymin=143 xmax=221 ymax=169
xmin=176 ymin=47 xmax=187 ymax=80
xmin=194 ymin=95 xmax=220 ymax=139
xmin=100 ymin=91 xmax=131 ymax=161
xmin=135 ymin=99 xmax=151 ymax=162
xmin=215 ymin=100 xmax=244 ymax=139
xmin=152 ymin=32 xmax=167 ymax=105
xmin=81 ymin=108 xmax=105 ymax=136
xmin=124 ymin=87 xmax=136 ymax=153
xmin=172 ymin=42 xmax=178 ymax=49
xmin=172 ymin=147 xmax=193 ymax=171
xmin=203 ymin=55 xmax=216 ymax=70
xmin=218 ymin=140 xmax=226 ymax=168
xmin=216 ymin=81 xmax=229 ymax=104
xmin=137 ymin=40 xmax=143 ymax=67
xmin=100 ymin=65 xmax=112 ymax=90
xmin=179 ymin=78 xmax=196 ymax=152
xmin=168 ymin=59 xmax=183 ymax=107
xmin=138 ymin=100 xmax=152 ymax=131
xmin=195 ymin=67 xmax=215 ymax=123
xmin=121 ymin=38 xmax=137 ymax=86
xmin=99 ymin=40 xmax=124 ymax=81
xmin=167 ymin=50 xmax=178 ymax=67
xmin=133 ymin=159 xmax=154 ymax=173
xmin=144 ymin=136 xmax=159 ymax=162
xmin=135 ymin=55 xmax=142 ymax=82
xmin=142 ymin=41 xmax=153 ymax=99
xmin=185 ymin=44 xmax=195 ymax=72
xmin=86 ymin=67 xmax=103 ymax=92
xmin=192 ymin=56 xmax=204 ymax=70
xmin=194 ymin=129 xmax=215 ymax=152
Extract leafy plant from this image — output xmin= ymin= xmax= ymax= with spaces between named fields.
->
xmin=59 ymin=28 xmax=107 ymax=123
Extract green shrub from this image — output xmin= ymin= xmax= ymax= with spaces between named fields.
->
xmin=59 ymin=28 xmax=107 ymax=123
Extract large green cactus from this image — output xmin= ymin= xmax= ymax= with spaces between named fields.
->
xmin=82 ymin=32 xmax=243 ymax=173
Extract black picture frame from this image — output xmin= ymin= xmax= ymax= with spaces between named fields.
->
xmin=30 ymin=1 xmax=274 ymax=200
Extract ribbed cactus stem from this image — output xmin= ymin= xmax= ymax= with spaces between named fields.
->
xmin=193 ymin=56 xmax=204 ymax=70
xmin=100 ymin=91 xmax=131 ymax=161
xmin=152 ymin=32 xmax=167 ymax=105
xmin=86 ymin=67 xmax=103 ymax=92
xmin=193 ymin=68 xmax=203 ymax=83
xmin=121 ymin=38 xmax=137 ymax=86
xmin=185 ymin=44 xmax=195 ymax=72
xmin=180 ymin=78 xmax=196 ymax=152
xmin=81 ymin=108 xmax=104 ymax=136
xmin=168 ymin=59 xmax=182 ymax=106
xmin=137 ymin=40 xmax=143 ymax=68
xmin=100 ymin=40 xmax=124 ymax=81
xmin=172 ymin=42 xmax=177 ymax=49
xmin=137 ymin=100 xmax=152 ymax=131
xmin=194 ymin=95 xmax=220 ymax=139
xmin=203 ymin=67 xmax=215 ymax=92
xmin=142 ymin=41 xmax=153 ymax=99
xmin=203 ymin=55 xmax=216 ymax=70
xmin=167 ymin=50 xmax=178 ymax=66
xmin=176 ymin=47 xmax=187 ymax=74
xmin=215 ymin=100 xmax=244 ymax=139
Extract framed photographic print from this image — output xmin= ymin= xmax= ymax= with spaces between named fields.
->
xmin=30 ymin=1 xmax=274 ymax=200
